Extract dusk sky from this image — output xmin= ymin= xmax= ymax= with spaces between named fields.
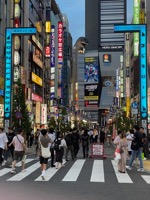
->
xmin=56 ymin=0 xmax=133 ymax=45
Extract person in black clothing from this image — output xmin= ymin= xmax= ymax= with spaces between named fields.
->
xmin=3 ymin=127 xmax=15 ymax=165
xmin=81 ymin=129 xmax=89 ymax=158
xmin=48 ymin=128 xmax=56 ymax=167
xmin=140 ymin=127 xmax=149 ymax=159
xmin=100 ymin=128 xmax=106 ymax=144
xmin=65 ymin=129 xmax=74 ymax=161
xmin=72 ymin=128 xmax=80 ymax=158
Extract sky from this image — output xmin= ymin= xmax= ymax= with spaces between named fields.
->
xmin=56 ymin=0 xmax=133 ymax=45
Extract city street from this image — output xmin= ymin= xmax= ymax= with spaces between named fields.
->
xmin=0 ymin=144 xmax=150 ymax=200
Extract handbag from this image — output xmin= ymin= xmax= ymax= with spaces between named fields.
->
xmin=119 ymin=148 xmax=124 ymax=154
xmin=40 ymin=141 xmax=51 ymax=158
xmin=17 ymin=136 xmax=27 ymax=152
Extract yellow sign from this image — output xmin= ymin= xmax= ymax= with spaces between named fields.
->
xmin=32 ymin=72 xmax=42 ymax=86
xmin=84 ymin=96 xmax=98 ymax=100
xmin=126 ymin=97 xmax=130 ymax=117
xmin=45 ymin=22 xmax=51 ymax=33
xmin=140 ymin=10 xmax=145 ymax=24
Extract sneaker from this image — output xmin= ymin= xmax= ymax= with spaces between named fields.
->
xmin=126 ymin=165 xmax=132 ymax=170
xmin=137 ymin=168 xmax=144 ymax=172
xmin=41 ymin=176 xmax=45 ymax=180
xmin=10 ymin=170 xmax=16 ymax=174
xmin=21 ymin=169 xmax=26 ymax=172
xmin=2 ymin=160 xmax=7 ymax=166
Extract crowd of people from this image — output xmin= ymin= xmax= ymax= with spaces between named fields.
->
xmin=114 ymin=125 xmax=149 ymax=174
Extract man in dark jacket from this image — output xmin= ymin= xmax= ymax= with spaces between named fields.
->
xmin=65 ymin=129 xmax=74 ymax=161
xmin=126 ymin=125 xmax=144 ymax=172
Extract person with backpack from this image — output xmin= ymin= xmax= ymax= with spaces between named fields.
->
xmin=65 ymin=129 xmax=74 ymax=161
xmin=54 ymin=131 xmax=66 ymax=169
xmin=126 ymin=125 xmax=144 ymax=172
xmin=81 ymin=129 xmax=90 ymax=158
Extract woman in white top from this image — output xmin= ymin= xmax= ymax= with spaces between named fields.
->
xmin=0 ymin=128 xmax=8 ymax=167
xmin=126 ymin=129 xmax=134 ymax=156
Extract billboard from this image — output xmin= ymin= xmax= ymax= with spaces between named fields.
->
xmin=84 ymin=57 xmax=99 ymax=83
xmin=101 ymin=76 xmax=116 ymax=87
xmin=84 ymin=84 xmax=98 ymax=101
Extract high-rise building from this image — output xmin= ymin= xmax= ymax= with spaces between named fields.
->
xmin=85 ymin=0 xmax=127 ymax=125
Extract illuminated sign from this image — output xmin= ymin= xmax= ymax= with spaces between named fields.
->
xmin=58 ymin=22 xmax=63 ymax=63
xmin=114 ymin=24 xmax=147 ymax=122
xmin=4 ymin=27 xmax=36 ymax=119
xmin=32 ymin=72 xmax=42 ymax=86
xmin=103 ymin=54 xmax=111 ymax=63
xmin=45 ymin=46 xmax=50 ymax=57
xmin=45 ymin=21 xmax=51 ymax=33
xmin=51 ymin=25 xmax=55 ymax=67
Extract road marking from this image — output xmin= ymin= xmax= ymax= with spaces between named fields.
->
xmin=0 ymin=159 xmax=33 ymax=177
xmin=90 ymin=160 xmax=104 ymax=182
xmin=35 ymin=160 xmax=66 ymax=181
xmin=141 ymin=175 xmax=150 ymax=184
xmin=7 ymin=162 xmax=40 ymax=181
xmin=62 ymin=159 xmax=85 ymax=182
xmin=112 ymin=160 xmax=133 ymax=183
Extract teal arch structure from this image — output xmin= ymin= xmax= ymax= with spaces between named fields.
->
xmin=114 ymin=24 xmax=147 ymax=130
xmin=4 ymin=27 xmax=36 ymax=126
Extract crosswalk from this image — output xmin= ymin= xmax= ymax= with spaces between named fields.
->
xmin=0 ymin=158 xmax=150 ymax=184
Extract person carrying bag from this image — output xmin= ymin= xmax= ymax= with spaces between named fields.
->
xmin=39 ymin=129 xmax=51 ymax=180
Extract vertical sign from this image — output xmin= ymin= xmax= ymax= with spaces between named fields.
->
xmin=114 ymin=24 xmax=147 ymax=132
xmin=41 ymin=104 xmax=47 ymax=124
xmin=4 ymin=27 xmax=36 ymax=127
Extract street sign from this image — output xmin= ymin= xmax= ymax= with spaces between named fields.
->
xmin=131 ymin=101 xmax=138 ymax=109
xmin=15 ymin=111 xmax=22 ymax=119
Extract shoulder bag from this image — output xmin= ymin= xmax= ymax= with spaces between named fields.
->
xmin=16 ymin=135 xmax=27 ymax=152
xmin=40 ymin=139 xmax=51 ymax=158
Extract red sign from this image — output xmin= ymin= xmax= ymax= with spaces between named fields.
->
xmin=58 ymin=21 xmax=63 ymax=63
xmin=32 ymin=93 xmax=42 ymax=102
xmin=45 ymin=46 xmax=50 ymax=57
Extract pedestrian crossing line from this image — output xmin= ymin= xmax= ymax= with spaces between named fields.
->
xmin=62 ymin=159 xmax=85 ymax=182
xmin=35 ymin=160 xmax=66 ymax=181
xmin=0 ymin=159 xmax=34 ymax=177
xmin=90 ymin=160 xmax=104 ymax=182
xmin=7 ymin=162 xmax=40 ymax=181
xmin=111 ymin=160 xmax=133 ymax=183
xmin=141 ymin=175 xmax=150 ymax=184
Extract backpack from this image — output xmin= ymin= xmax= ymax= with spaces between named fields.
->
xmin=53 ymin=139 xmax=61 ymax=151
xmin=65 ymin=134 xmax=73 ymax=146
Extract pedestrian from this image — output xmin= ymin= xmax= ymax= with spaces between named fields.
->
xmin=39 ymin=129 xmax=51 ymax=180
xmin=126 ymin=129 xmax=134 ymax=158
xmin=65 ymin=129 xmax=74 ymax=161
xmin=29 ymin=128 xmax=34 ymax=147
xmin=54 ymin=131 xmax=66 ymax=169
xmin=81 ymin=129 xmax=90 ymax=158
xmin=126 ymin=125 xmax=144 ymax=172
xmin=100 ymin=127 xmax=106 ymax=144
xmin=140 ymin=127 xmax=149 ymax=159
xmin=48 ymin=127 xmax=56 ymax=167
xmin=0 ymin=128 xmax=8 ymax=168
xmin=117 ymin=131 xmax=128 ymax=173
xmin=34 ymin=129 xmax=40 ymax=159
xmin=72 ymin=128 xmax=80 ymax=159
xmin=113 ymin=130 xmax=122 ymax=146
xmin=9 ymin=129 xmax=26 ymax=174
xmin=3 ymin=127 xmax=15 ymax=166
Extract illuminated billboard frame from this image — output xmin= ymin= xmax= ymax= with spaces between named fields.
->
xmin=5 ymin=27 xmax=36 ymax=121
xmin=114 ymin=24 xmax=147 ymax=129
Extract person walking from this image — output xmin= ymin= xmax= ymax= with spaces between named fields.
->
xmin=54 ymin=131 xmax=66 ymax=169
xmin=39 ymin=129 xmax=51 ymax=180
xmin=9 ymin=129 xmax=26 ymax=174
xmin=48 ymin=127 xmax=56 ymax=167
xmin=140 ymin=127 xmax=149 ymax=159
xmin=100 ymin=127 xmax=106 ymax=144
xmin=126 ymin=129 xmax=134 ymax=158
xmin=81 ymin=129 xmax=90 ymax=158
xmin=3 ymin=127 xmax=15 ymax=166
xmin=126 ymin=125 xmax=144 ymax=172
xmin=65 ymin=129 xmax=74 ymax=161
xmin=72 ymin=128 xmax=80 ymax=159
xmin=117 ymin=131 xmax=128 ymax=173
xmin=0 ymin=128 xmax=8 ymax=168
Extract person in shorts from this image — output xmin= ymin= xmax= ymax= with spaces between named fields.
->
xmin=9 ymin=129 xmax=26 ymax=174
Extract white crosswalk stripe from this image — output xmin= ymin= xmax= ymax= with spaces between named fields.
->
xmin=62 ymin=159 xmax=85 ymax=182
xmin=111 ymin=160 xmax=133 ymax=183
xmin=90 ymin=160 xmax=104 ymax=182
xmin=0 ymin=159 xmax=33 ymax=177
xmin=0 ymin=159 xmax=148 ymax=183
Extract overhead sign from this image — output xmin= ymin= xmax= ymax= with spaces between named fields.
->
xmin=4 ymin=27 xmax=36 ymax=119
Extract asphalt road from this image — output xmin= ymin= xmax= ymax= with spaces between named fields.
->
xmin=0 ymin=144 xmax=150 ymax=200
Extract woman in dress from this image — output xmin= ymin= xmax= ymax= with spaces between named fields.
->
xmin=118 ymin=131 xmax=128 ymax=173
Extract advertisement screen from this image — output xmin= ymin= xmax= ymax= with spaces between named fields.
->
xmin=101 ymin=76 xmax=116 ymax=87
xmin=84 ymin=57 xmax=99 ymax=83
xmin=84 ymin=84 xmax=99 ymax=101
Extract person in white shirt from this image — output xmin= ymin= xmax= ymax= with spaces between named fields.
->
xmin=9 ymin=129 xmax=26 ymax=174
xmin=0 ymin=128 xmax=8 ymax=167
xmin=126 ymin=129 xmax=134 ymax=157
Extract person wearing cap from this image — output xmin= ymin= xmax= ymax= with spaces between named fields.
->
xmin=126 ymin=125 xmax=144 ymax=172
